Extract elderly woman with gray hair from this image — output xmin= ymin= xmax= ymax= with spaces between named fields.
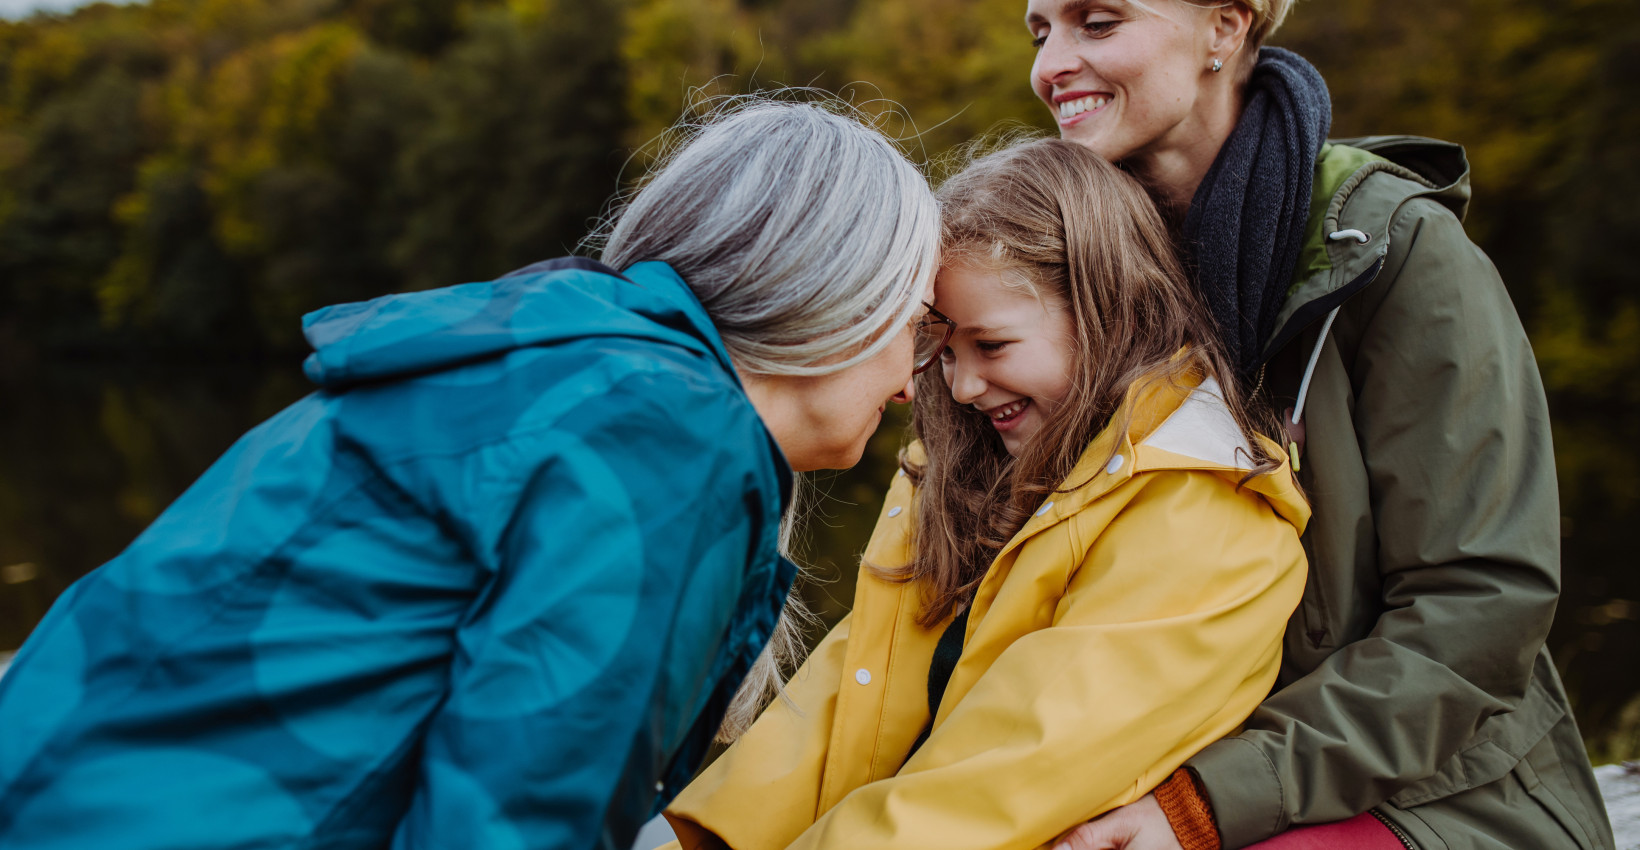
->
xmin=0 ymin=99 xmax=941 ymax=850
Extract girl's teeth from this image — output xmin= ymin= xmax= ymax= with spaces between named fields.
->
xmin=1058 ymin=96 xmax=1108 ymax=119
xmin=991 ymin=400 xmax=1028 ymax=420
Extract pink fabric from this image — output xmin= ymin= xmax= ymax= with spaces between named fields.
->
xmin=1244 ymin=812 xmax=1406 ymax=849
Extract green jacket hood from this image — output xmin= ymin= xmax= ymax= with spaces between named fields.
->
xmin=1262 ymin=136 xmax=1474 ymax=364
xmin=1337 ymin=135 xmax=1472 ymax=219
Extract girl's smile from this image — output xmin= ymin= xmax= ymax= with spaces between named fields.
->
xmin=985 ymin=398 xmax=1033 ymax=429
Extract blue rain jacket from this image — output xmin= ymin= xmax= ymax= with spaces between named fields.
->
xmin=0 ymin=258 xmax=796 ymax=850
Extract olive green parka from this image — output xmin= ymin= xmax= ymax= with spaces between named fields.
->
xmin=1186 ymin=136 xmax=1615 ymax=850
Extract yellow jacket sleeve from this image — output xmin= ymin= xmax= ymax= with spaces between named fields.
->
xmin=784 ymin=471 xmax=1305 ymax=850
xmin=665 ymin=613 xmax=857 ymax=850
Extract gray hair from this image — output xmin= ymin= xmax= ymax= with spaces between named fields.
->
xmin=592 ymin=96 xmax=940 ymax=378
xmin=588 ymin=95 xmax=940 ymax=742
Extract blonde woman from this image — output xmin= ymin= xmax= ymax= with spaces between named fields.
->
xmin=1025 ymin=1 xmax=1611 ymax=848
xmin=662 ymin=139 xmax=1308 ymax=850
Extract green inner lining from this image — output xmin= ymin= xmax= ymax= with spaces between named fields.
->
xmin=1290 ymin=143 xmax=1389 ymax=295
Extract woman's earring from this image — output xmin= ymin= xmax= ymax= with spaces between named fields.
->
xmin=1211 ymin=58 xmax=1224 ymax=73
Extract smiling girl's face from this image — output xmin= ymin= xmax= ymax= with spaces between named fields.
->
xmin=934 ymin=262 xmax=1078 ymax=457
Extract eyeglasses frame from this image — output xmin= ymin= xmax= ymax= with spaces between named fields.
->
xmin=913 ymin=303 xmax=956 ymax=376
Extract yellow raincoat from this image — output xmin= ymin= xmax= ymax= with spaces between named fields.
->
xmin=664 ymin=373 xmax=1310 ymax=850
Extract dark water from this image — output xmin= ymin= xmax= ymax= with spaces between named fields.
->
xmin=2 ymin=363 xmax=1636 ymax=763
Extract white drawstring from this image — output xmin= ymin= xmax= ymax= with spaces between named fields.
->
xmin=1286 ymin=229 xmax=1376 ymax=469
xmin=1293 ymin=228 xmax=1375 ymax=424
xmin=1291 ymin=305 xmax=1340 ymax=426
xmin=1285 ymin=304 xmax=1338 ymax=473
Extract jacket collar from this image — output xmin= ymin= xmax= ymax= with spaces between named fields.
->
xmin=1261 ymin=136 xmax=1472 ymax=364
xmin=621 ymin=261 xmax=796 ymax=512
xmin=996 ymin=364 xmax=1310 ymax=560
xmin=619 ymin=261 xmax=747 ymax=387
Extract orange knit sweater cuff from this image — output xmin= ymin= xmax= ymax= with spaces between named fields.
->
xmin=1154 ymin=768 xmax=1222 ymax=850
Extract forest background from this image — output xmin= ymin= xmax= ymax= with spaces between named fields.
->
xmin=1 ymin=0 xmax=1637 ymax=761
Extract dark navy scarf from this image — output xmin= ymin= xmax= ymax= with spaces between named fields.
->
xmin=1183 ymin=47 xmax=1332 ymax=377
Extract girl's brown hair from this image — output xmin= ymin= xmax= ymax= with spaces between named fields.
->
xmin=893 ymin=137 xmax=1277 ymax=627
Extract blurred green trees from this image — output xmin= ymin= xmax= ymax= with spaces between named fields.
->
xmin=0 ymin=0 xmax=627 ymax=352
xmin=3 ymin=0 xmax=1638 ymax=502
xmin=4 ymin=0 xmax=1634 ymax=378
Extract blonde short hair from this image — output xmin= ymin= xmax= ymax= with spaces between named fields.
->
xmin=1166 ymin=0 xmax=1294 ymax=51
xmin=1242 ymin=0 xmax=1295 ymax=47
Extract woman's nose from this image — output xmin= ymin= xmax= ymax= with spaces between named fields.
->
xmin=1034 ymin=31 xmax=1080 ymax=90
xmin=891 ymin=377 xmax=915 ymax=405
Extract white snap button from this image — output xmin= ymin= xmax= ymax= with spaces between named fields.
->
xmin=1036 ymin=501 xmax=1054 ymax=517
xmin=1106 ymin=455 xmax=1124 ymax=474
xmin=855 ymin=668 xmax=872 ymax=685
xmin=655 ymin=781 xmax=665 ymax=792
xmin=888 ymin=506 xmax=903 ymax=518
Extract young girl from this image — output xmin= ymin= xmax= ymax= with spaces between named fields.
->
xmin=659 ymin=138 xmax=1309 ymax=850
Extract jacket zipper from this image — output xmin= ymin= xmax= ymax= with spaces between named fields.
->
xmin=1369 ymin=808 xmax=1418 ymax=849
xmin=1258 ymin=255 xmax=1386 ymax=371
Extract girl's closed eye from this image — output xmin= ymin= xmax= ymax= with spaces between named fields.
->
xmin=977 ymin=340 xmax=1011 ymax=354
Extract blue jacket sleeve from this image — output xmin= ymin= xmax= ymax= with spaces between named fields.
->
xmin=388 ymin=368 xmax=780 ymax=850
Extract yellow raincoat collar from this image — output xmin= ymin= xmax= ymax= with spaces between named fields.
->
xmin=997 ymin=366 xmax=1309 ymax=561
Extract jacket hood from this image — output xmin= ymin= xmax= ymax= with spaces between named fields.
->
xmin=301 ymin=259 xmax=730 ymax=389
xmin=1262 ymin=136 xmax=1473 ymax=364
xmin=905 ymin=366 xmax=1310 ymax=540
xmin=1119 ymin=374 xmax=1310 ymax=533
xmin=1327 ymin=135 xmax=1471 ymax=220
xmin=933 ymin=364 xmax=1310 ymax=558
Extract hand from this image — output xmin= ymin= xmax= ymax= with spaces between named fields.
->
xmin=1053 ymin=794 xmax=1184 ymax=850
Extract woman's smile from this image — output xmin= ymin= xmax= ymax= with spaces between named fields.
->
xmin=1054 ymin=91 xmax=1112 ymax=127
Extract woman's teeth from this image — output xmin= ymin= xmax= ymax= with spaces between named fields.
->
xmin=990 ymin=399 xmax=1030 ymax=421
xmin=1059 ymin=95 xmax=1108 ymax=120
